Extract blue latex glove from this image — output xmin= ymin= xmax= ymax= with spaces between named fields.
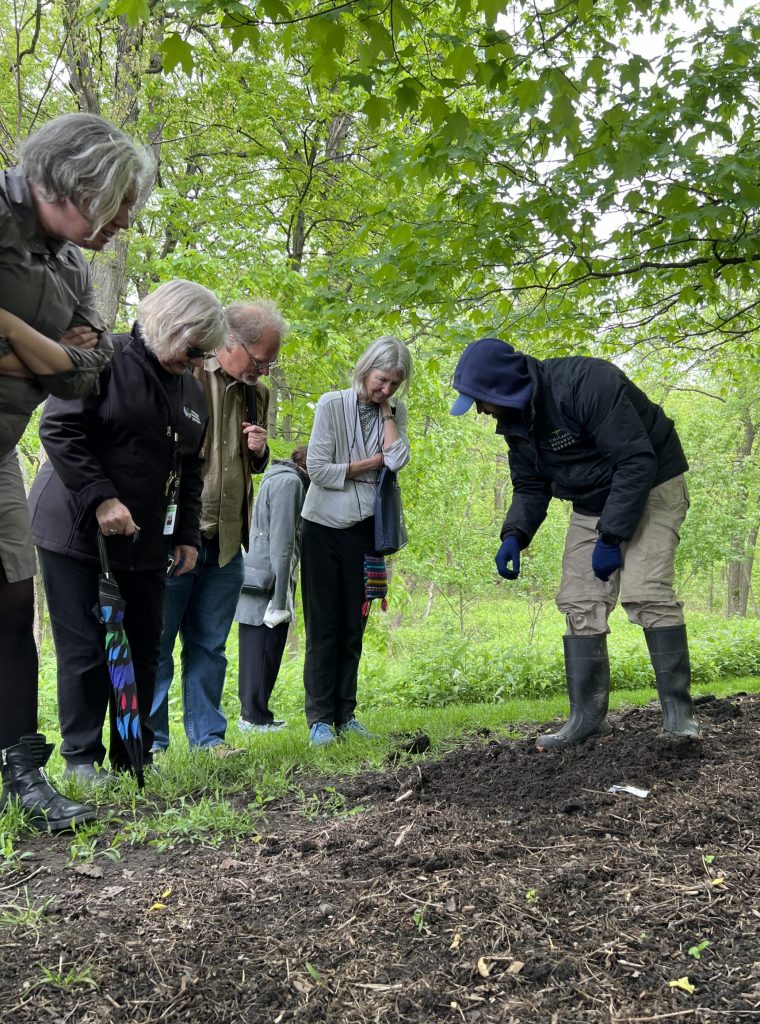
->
xmin=592 ymin=538 xmax=623 ymax=581
xmin=495 ymin=534 xmax=521 ymax=580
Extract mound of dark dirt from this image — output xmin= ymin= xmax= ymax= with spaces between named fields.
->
xmin=1 ymin=695 xmax=758 ymax=1023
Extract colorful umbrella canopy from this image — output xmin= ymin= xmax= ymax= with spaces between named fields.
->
xmin=97 ymin=531 xmax=144 ymax=789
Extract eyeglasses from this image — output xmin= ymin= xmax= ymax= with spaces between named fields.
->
xmin=242 ymin=345 xmax=278 ymax=374
xmin=185 ymin=346 xmax=207 ymax=360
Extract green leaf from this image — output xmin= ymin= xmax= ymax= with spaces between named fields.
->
xmin=548 ymin=93 xmax=579 ymax=145
xmin=514 ymin=79 xmax=543 ymax=112
xmin=390 ymin=223 xmax=412 ymax=245
xmin=160 ymin=34 xmax=194 ymax=75
xmin=444 ymin=109 xmax=471 ymax=144
xmin=584 ymin=56 xmax=606 ymax=87
xmin=362 ymin=95 xmax=391 ymax=129
xmin=396 ymin=79 xmax=421 ymax=115
xmin=111 ymin=0 xmax=150 ymax=28
xmin=445 ymin=45 xmax=479 ymax=80
xmin=229 ymin=24 xmax=260 ymax=51
xmin=364 ymin=20 xmax=395 ymax=60
xmin=478 ymin=0 xmax=505 ymax=24
xmin=327 ymin=21 xmax=347 ymax=55
xmin=620 ymin=55 xmax=650 ymax=90
xmin=261 ymin=0 xmax=291 ymax=20
xmin=420 ymin=96 xmax=450 ymax=128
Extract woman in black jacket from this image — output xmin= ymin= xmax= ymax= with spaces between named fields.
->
xmin=28 ymin=279 xmax=225 ymax=782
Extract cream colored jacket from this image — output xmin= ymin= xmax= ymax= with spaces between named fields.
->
xmin=301 ymin=388 xmax=410 ymax=529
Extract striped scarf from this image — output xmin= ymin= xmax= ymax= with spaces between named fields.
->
xmin=362 ymin=554 xmax=388 ymax=616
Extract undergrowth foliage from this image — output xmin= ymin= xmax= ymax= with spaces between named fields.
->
xmin=267 ymin=605 xmax=760 ymax=712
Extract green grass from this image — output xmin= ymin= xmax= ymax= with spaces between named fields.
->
xmin=2 ymin=673 xmax=758 ymax=866
xmin=10 ymin=595 xmax=760 ymax=864
xmin=0 ymin=887 xmax=54 ymax=928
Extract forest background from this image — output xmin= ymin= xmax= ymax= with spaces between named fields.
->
xmin=3 ymin=0 xmax=760 ymax=725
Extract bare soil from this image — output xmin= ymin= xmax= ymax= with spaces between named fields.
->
xmin=1 ymin=693 xmax=759 ymax=1023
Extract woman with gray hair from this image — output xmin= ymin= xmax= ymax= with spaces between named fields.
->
xmin=0 ymin=112 xmax=148 ymax=830
xmin=300 ymin=336 xmax=412 ymax=746
xmin=27 ymin=279 xmax=224 ymax=784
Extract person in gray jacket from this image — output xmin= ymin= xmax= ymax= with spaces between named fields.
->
xmin=234 ymin=446 xmax=309 ymax=732
xmin=0 ymin=112 xmax=148 ymax=831
xmin=301 ymin=337 xmax=412 ymax=747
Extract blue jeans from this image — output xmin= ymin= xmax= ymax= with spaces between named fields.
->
xmin=149 ymin=536 xmax=244 ymax=749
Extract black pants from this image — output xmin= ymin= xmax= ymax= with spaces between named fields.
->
xmin=301 ymin=517 xmax=373 ymax=728
xmin=0 ymin=559 xmax=38 ymax=749
xmin=39 ymin=549 xmax=165 ymax=768
xmin=238 ymin=621 xmax=289 ymax=724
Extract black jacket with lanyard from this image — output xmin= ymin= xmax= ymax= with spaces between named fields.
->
xmin=29 ymin=325 xmax=208 ymax=571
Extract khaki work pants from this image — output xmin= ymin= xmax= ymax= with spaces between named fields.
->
xmin=556 ymin=475 xmax=689 ymax=636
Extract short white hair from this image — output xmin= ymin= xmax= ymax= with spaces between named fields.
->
xmin=20 ymin=113 xmax=151 ymax=237
xmin=225 ymin=300 xmax=287 ymax=349
xmin=137 ymin=280 xmax=227 ymax=360
xmin=352 ymin=335 xmax=412 ymax=399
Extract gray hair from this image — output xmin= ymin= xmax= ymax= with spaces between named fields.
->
xmin=137 ymin=280 xmax=227 ymax=360
xmin=225 ymin=300 xmax=287 ymax=349
xmin=19 ymin=113 xmax=151 ymax=237
xmin=352 ymin=335 xmax=413 ymax=399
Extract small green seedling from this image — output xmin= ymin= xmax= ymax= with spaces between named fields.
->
xmin=412 ymin=907 xmax=428 ymax=933
xmin=305 ymin=962 xmax=325 ymax=986
xmin=687 ymin=939 xmax=710 ymax=960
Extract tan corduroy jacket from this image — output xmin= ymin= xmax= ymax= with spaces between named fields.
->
xmin=195 ymin=358 xmax=269 ymax=567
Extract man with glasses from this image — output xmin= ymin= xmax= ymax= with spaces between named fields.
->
xmin=149 ymin=300 xmax=286 ymax=756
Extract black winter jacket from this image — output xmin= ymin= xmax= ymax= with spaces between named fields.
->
xmin=29 ymin=327 xmax=208 ymax=571
xmin=501 ymin=356 xmax=688 ymax=544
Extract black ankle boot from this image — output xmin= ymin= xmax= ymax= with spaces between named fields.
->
xmin=537 ymin=634 xmax=612 ymax=750
xmin=644 ymin=625 xmax=700 ymax=738
xmin=1 ymin=734 xmax=96 ymax=832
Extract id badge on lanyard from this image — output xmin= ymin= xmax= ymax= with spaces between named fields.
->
xmin=163 ymin=431 xmax=181 ymax=536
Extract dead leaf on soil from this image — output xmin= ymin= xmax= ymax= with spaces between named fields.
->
xmin=394 ymin=822 xmax=415 ymax=847
xmin=149 ymin=886 xmax=173 ymax=912
xmin=98 ymin=886 xmax=127 ymax=900
xmin=668 ymin=976 xmax=696 ymax=994
xmin=73 ymin=864 xmax=103 ymax=878
xmin=477 ymin=954 xmax=515 ymax=977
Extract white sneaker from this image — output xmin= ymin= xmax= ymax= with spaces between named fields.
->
xmin=238 ymin=718 xmax=287 ymax=734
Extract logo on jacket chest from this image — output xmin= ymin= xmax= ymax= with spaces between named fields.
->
xmin=544 ymin=428 xmax=580 ymax=452
xmin=183 ymin=405 xmax=202 ymax=425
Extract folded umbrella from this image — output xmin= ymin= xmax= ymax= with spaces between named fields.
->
xmin=96 ymin=530 xmax=144 ymax=789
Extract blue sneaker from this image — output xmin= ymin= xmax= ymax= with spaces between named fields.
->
xmin=309 ymin=722 xmax=336 ymax=747
xmin=339 ymin=718 xmax=378 ymax=739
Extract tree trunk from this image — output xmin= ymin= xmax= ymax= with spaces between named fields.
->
xmin=725 ymin=412 xmax=757 ymax=617
xmin=726 ymin=523 xmax=758 ymax=617
xmin=63 ymin=3 xmax=162 ymax=326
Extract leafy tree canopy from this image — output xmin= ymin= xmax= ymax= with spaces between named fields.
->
xmin=99 ymin=0 xmax=760 ymax=360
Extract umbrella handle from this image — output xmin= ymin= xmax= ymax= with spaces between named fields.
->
xmin=97 ymin=529 xmax=113 ymax=578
